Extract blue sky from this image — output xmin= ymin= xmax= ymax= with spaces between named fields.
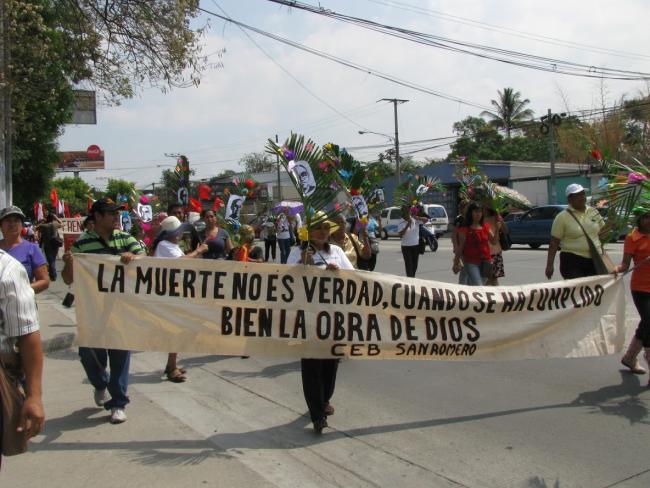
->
xmin=58 ymin=0 xmax=650 ymax=190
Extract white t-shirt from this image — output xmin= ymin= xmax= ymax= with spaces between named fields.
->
xmin=154 ymin=239 xmax=184 ymax=258
xmin=286 ymin=244 xmax=354 ymax=270
xmin=277 ymin=217 xmax=291 ymax=240
xmin=398 ymin=218 xmax=419 ymax=246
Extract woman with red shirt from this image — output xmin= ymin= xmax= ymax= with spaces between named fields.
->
xmin=615 ymin=207 xmax=650 ymax=382
xmin=453 ymin=202 xmax=496 ymax=286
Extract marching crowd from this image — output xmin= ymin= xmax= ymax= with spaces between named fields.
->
xmin=1 ymin=180 xmax=649 ymax=459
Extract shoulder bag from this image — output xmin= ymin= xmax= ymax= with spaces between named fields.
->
xmin=566 ymin=210 xmax=614 ymax=275
xmin=0 ymin=353 xmax=28 ymax=456
xmin=349 ymin=234 xmax=371 ymax=271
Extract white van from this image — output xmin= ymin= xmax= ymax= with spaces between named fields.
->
xmin=379 ymin=204 xmax=448 ymax=239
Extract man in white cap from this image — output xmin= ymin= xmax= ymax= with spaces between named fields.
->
xmin=545 ymin=183 xmax=605 ymax=280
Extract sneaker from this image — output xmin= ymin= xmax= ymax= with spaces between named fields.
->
xmin=94 ymin=389 xmax=108 ymax=407
xmin=110 ymin=408 xmax=127 ymax=424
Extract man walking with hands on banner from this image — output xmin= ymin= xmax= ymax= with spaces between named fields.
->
xmin=62 ymin=198 xmax=144 ymax=424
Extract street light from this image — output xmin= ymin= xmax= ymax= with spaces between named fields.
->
xmin=358 ymin=130 xmax=394 ymax=141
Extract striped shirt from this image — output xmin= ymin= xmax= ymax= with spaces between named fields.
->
xmin=0 ymin=250 xmax=40 ymax=353
xmin=71 ymin=229 xmax=144 ymax=256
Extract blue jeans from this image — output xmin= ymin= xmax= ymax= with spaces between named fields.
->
xmin=45 ymin=248 xmax=57 ymax=281
xmin=79 ymin=347 xmax=131 ymax=409
xmin=278 ymin=238 xmax=292 ymax=264
xmin=464 ymin=262 xmax=487 ymax=286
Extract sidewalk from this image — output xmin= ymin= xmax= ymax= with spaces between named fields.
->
xmin=2 ymin=283 xmax=273 ymax=488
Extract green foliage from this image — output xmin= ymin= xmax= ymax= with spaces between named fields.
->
xmin=10 ymin=0 xmax=76 ymax=211
xmin=50 ymin=177 xmax=91 ymax=214
xmin=53 ymin=0 xmax=212 ymax=103
xmin=105 ymin=178 xmax=136 ymax=201
xmin=240 ymin=152 xmax=276 ymax=173
xmin=449 ymin=116 xmax=549 ymax=161
xmin=480 ymin=87 xmax=534 ymax=138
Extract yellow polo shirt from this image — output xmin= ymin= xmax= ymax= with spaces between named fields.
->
xmin=551 ymin=206 xmax=604 ymax=259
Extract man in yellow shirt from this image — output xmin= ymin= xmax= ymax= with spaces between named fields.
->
xmin=545 ymin=184 xmax=605 ymax=279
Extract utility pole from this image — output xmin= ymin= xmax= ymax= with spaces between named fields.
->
xmin=275 ymin=134 xmax=282 ymax=201
xmin=0 ymin=0 xmax=11 ymax=207
xmin=547 ymin=108 xmax=557 ymax=205
xmin=381 ymin=98 xmax=408 ymax=184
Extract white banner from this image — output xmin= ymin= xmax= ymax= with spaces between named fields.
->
xmin=73 ymin=255 xmax=626 ymax=360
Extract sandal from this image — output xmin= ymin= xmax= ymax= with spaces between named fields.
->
xmin=165 ymin=367 xmax=186 ymax=383
xmin=165 ymin=366 xmax=187 ymax=375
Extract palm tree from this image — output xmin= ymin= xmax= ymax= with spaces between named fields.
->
xmin=480 ymin=88 xmax=534 ymax=138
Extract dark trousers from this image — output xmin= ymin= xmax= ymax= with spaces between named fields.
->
xmin=264 ymin=238 xmax=277 ymax=262
xmin=301 ymin=359 xmax=339 ymax=422
xmin=79 ymin=347 xmax=131 ymax=409
xmin=401 ymin=245 xmax=420 ymax=278
xmin=632 ymin=291 xmax=650 ymax=347
xmin=44 ymin=247 xmax=57 ymax=281
xmin=278 ymin=238 xmax=292 ymax=264
xmin=559 ymin=252 xmax=596 ymax=279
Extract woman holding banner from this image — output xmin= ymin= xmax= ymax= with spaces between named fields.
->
xmin=200 ymin=209 xmax=232 ymax=260
xmin=287 ymin=217 xmax=354 ymax=433
xmin=153 ymin=216 xmax=208 ymax=383
xmin=614 ymin=206 xmax=650 ymax=381
xmin=453 ymin=202 xmax=496 ymax=286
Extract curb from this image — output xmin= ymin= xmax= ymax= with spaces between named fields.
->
xmin=42 ymin=332 xmax=76 ymax=353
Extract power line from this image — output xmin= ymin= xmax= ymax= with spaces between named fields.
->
xmin=210 ymin=0 xmax=371 ymax=131
xmin=364 ymin=0 xmax=650 ymax=61
xmin=198 ymin=5 xmax=491 ymax=110
xmin=265 ymin=0 xmax=650 ymax=81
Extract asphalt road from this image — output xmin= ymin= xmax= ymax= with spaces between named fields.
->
xmin=120 ymin=238 xmax=649 ymax=488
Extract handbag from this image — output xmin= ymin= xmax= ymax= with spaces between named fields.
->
xmin=480 ymin=259 xmax=495 ymax=279
xmin=499 ymin=228 xmax=512 ymax=251
xmin=62 ymin=292 xmax=75 ymax=308
xmin=0 ymin=353 xmax=28 ymax=456
xmin=566 ymin=210 xmax=614 ymax=275
xmin=350 ymin=234 xmax=371 ymax=271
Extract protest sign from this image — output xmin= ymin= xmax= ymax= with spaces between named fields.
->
xmin=74 ymin=255 xmax=625 ymax=360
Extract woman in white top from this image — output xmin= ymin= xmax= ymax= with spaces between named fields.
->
xmin=398 ymin=205 xmax=428 ymax=278
xmin=153 ymin=216 xmax=207 ymax=382
xmin=286 ymin=218 xmax=353 ymax=433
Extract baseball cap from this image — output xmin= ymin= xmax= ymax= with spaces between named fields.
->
xmin=565 ymin=183 xmax=587 ymax=197
xmin=89 ymin=197 xmax=125 ymax=215
xmin=0 ymin=205 xmax=26 ymax=222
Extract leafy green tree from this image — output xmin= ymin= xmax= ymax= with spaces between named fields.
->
xmin=53 ymin=0 xmax=212 ymax=102
xmin=9 ymin=0 xmax=76 ymax=211
xmin=240 ymin=152 xmax=276 ymax=173
xmin=50 ymin=177 xmax=91 ymax=214
xmin=450 ymin=117 xmax=504 ymax=159
xmin=480 ymin=87 xmax=534 ymax=138
xmin=105 ymin=178 xmax=136 ymax=200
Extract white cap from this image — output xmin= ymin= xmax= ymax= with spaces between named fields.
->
xmin=565 ymin=183 xmax=587 ymax=197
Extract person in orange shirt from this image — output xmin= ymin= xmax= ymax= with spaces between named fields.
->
xmin=615 ymin=206 xmax=650 ymax=383
xmin=232 ymin=225 xmax=263 ymax=263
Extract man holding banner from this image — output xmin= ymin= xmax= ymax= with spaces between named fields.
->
xmin=62 ymin=198 xmax=144 ymax=424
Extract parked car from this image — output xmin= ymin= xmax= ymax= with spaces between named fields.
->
xmin=507 ymin=205 xmax=567 ymax=248
xmin=379 ymin=204 xmax=448 ymax=239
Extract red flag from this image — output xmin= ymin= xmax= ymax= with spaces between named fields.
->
xmin=87 ymin=196 xmax=94 ymax=212
xmin=33 ymin=201 xmax=39 ymax=220
xmin=64 ymin=202 xmax=71 ymax=218
xmin=212 ymin=197 xmax=224 ymax=211
xmin=198 ymin=184 xmax=212 ymax=200
xmin=50 ymin=188 xmax=59 ymax=211
xmin=189 ymin=197 xmax=202 ymax=213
